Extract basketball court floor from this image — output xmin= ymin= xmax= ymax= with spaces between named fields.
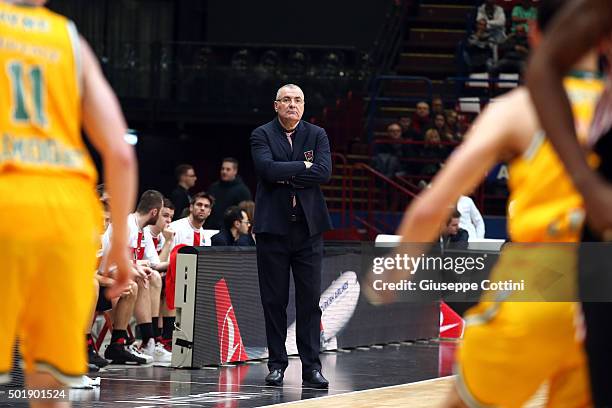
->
xmin=2 ymin=340 xmax=550 ymax=407
xmin=1 ymin=340 xmax=458 ymax=407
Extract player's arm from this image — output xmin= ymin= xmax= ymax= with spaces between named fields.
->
xmin=526 ymin=0 xmax=612 ymax=234
xmin=157 ymin=225 xmax=175 ymax=263
xmin=81 ymin=36 xmax=137 ymax=298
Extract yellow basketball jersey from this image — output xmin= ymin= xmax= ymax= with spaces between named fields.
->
xmin=508 ymin=73 xmax=604 ymax=242
xmin=0 ymin=2 xmax=96 ymax=183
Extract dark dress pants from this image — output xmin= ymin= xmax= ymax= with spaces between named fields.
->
xmin=256 ymin=221 xmax=323 ymax=375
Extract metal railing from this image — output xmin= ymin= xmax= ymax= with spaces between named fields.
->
xmin=329 ymin=153 xmax=349 ymax=229
xmin=349 ymin=162 xmax=417 ymax=239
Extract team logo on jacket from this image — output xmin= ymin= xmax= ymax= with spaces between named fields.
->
xmin=304 ymin=150 xmax=314 ymax=163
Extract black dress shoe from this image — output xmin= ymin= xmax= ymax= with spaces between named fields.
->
xmin=265 ymin=369 xmax=284 ymax=386
xmin=302 ymin=369 xmax=329 ymax=389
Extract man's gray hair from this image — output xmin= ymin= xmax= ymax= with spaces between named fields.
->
xmin=276 ymin=84 xmax=305 ymax=101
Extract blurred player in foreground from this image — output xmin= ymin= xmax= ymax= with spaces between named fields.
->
xmin=0 ymin=0 xmax=137 ymax=406
xmin=527 ymin=0 xmax=612 ymax=405
xmin=367 ymin=0 xmax=602 ymax=405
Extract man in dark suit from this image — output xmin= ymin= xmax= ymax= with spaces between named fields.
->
xmin=250 ymin=84 xmax=332 ymax=388
xmin=170 ymin=164 xmax=197 ymax=220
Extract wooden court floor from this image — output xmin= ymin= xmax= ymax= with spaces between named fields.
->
xmin=268 ymin=376 xmax=548 ymax=408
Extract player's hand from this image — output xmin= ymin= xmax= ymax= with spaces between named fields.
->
xmin=133 ymin=264 xmax=151 ymax=289
xmin=583 ymin=176 xmax=612 ymax=240
xmin=96 ymin=273 xmax=115 ymax=288
xmin=104 ymin=244 xmax=134 ymax=299
xmin=303 ymin=161 xmax=313 ymax=169
xmin=121 ymin=281 xmax=136 ymax=297
xmin=162 ymin=226 xmax=175 ymax=241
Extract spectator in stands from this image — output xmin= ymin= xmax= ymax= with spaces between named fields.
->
xmin=211 ymin=206 xmax=255 ymax=246
xmin=431 ymin=96 xmax=444 ymax=116
xmin=445 ymin=109 xmax=463 ymax=141
xmin=466 ymin=18 xmax=495 ymax=72
xmin=205 ymin=158 xmax=252 ymax=229
xmin=440 ymin=209 xmax=469 ymax=248
xmin=398 ymin=115 xmax=420 ymax=140
xmin=457 ymin=195 xmax=486 ymax=240
xmin=372 ymin=123 xmax=404 ymax=178
xmin=432 ymin=113 xmax=456 ymax=143
xmin=511 ymin=0 xmax=537 ymax=33
xmin=477 ymin=0 xmax=506 ymax=44
xmin=491 ymin=24 xmax=530 ymax=76
xmin=239 ymin=200 xmax=257 ymax=245
xmin=419 ymin=128 xmax=448 ymax=177
xmin=411 ymin=101 xmax=431 ymax=136
xmin=170 ymin=164 xmax=197 ymax=220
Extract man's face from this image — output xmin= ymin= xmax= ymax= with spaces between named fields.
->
xmin=398 ymin=116 xmax=411 ymax=131
xmin=516 ymin=25 xmax=527 ymax=37
xmin=274 ymin=87 xmax=305 ymax=124
xmin=386 ymin=124 xmax=402 ymax=140
xmin=146 ymin=204 xmax=162 ymax=227
xmin=416 ymin=102 xmax=430 ymax=118
xmin=444 ymin=218 xmax=460 ymax=236
xmin=220 ymin=161 xmax=238 ymax=182
xmin=485 ymin=0 xmax=495 ymax=7
xmin=446 ymin=111 xmax=457 ymax=126
xmin=432 ymin=98 xmax=443 ymax=113
xmin=236 ymin=210 xmax=250 ymax=235
xmin=434 ymin=114 xmax=445 ymax=129
xmin=182 ymin=168 xmax=197 ymax=188
xmin=190 ymin=198 xmax=212 ymax=223
xmin=156 ymin=207 xmax=174 ymax=231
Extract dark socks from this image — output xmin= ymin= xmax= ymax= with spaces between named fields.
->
xmin=152 ymin=316 xmax=160 ymax=338
xmin=138 ymin=322 xmax=154 ymax=346
xmin=111 ymin=329 xmax=128 ymax=344
xmin=162 ymin=317 xmax=175 ymax=339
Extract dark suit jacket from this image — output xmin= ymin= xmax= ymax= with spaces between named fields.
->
xmin=169 ymin=185 xmax=191 ymax=220
xmin=250 ymin=118 xmax=333 ymax=236
xmin=211 ymin=229 xmax=255 ymax=246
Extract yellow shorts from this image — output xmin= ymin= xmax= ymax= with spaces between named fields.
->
xmin=0 ymin=174 xmax=101 ymax=385
xmin=455 ymin=244 xmax=589 ymax=407
xmin=456 ymin=302 xmax=590 ymax=407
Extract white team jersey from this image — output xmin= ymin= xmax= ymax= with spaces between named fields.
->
xmin=144 ymin=226 xmax=165 ymax=254
xmin=170 ymin=217 xmax=208 ymax=247
xmin=102 ymin=213 xmax=160 ymax=266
